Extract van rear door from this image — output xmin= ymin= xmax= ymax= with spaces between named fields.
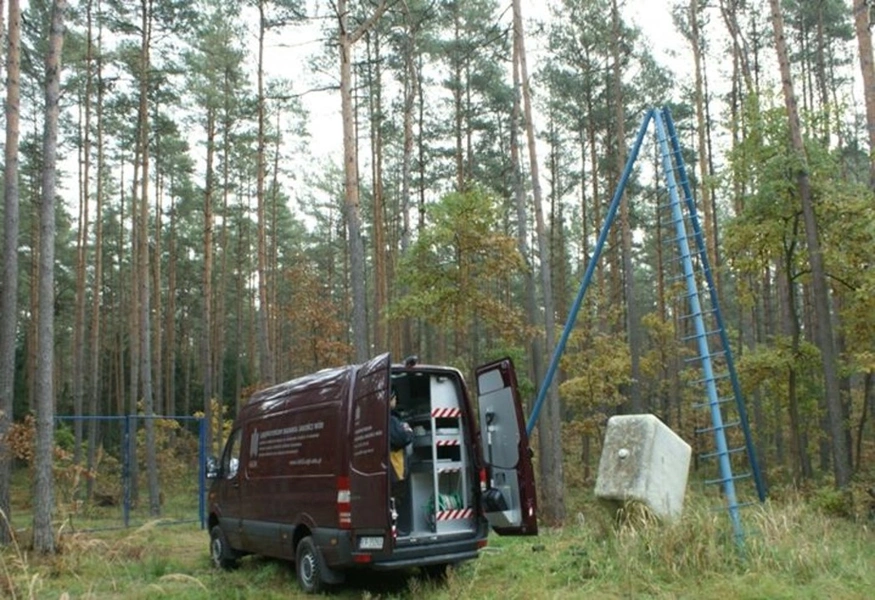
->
xmin=475 ymin=357 xmax=538 ymax=535
xmin=349 ymin=353 xmax=392 ymax=535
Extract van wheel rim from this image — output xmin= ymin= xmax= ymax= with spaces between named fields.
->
xmin=301 ymin=552 xmax=316 ymax=585
xmin=211 ymin=539 xmax=222 ymax=566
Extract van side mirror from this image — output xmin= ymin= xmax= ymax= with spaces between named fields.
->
xmin=205 ymin=456 xmax=220 ymax=479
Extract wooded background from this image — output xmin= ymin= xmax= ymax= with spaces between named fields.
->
xmin=1 ymin=0 xmax=874 ymax=552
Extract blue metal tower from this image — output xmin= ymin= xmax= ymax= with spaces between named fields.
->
xmin=526 ymin=107 xmax=765 ymax=544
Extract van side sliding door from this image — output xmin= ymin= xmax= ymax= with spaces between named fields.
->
xmin=349 ymin=352 xmax=392 ymax=533
xmin=475 ymin=358 xmax=538 ymax=535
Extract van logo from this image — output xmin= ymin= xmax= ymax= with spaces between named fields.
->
xmin=250 ymin=429 xmax=260 ymax=458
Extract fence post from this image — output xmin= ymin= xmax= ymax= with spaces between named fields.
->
xmin=198 ymin=417 xmax=206 ymax=529
xmin=122 ymin=415 xmax=130 ymax=528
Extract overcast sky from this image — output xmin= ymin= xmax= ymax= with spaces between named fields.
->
xmin=261 ymin=0 xmax=682 ymax=166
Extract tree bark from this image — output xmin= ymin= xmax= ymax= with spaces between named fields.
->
xmin=399 ymin=3 xmax=418 ymax=357
xmin=136 ymin=0 xmax=160 ymax=517
xmin=165 ymin=195 xmax=177 ymax=417
xmin=33 ymin=0 xmax=67 ymax=554
xmin=768 ymin=0 xmax=851 ymax=489
xmin=256 ymin=0 xmax=274 ymax=383
xmin=368 ymin=33 xmax=387 ymax=353
xmin=337 ymin=0 xmax=387 ymax=363
xmin=203 ymin=106 xmax=216 ymax=453
xmin=0 ymin=0 xmax=21 ymax=547
xmin=86 ymin=0 xmax=104 ymax=501
xmin=510 ymin=16 xmax=543 ymax=403
xmin=72 ymin=49 xmax=90 ymax=466
xmin=854 ymin=0 xmax=875 ymax=188
xmin=689 ymin=0 xmax=718 ymax=280
xmin=612 ymin=0 xmax=641 ymax=414
xmin=513 ymin=0 xmax=565 ymax=525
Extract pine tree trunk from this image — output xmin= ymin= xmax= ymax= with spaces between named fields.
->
xmin=256 ymin=1 xmax=274 ymax=383
xmin=72 ymin=76 xmax=89 ymax=465
xmin=513 ymin=0 xmax=565 ymax=525
xmin=269 ymin=128 xmax=281 ymax=374
xmin=165 ymin=200 xmax=177 ymax=417
xmin=152 ymin=148 xmax=163 ymax=418
xmin=128 ymin=135 xmax=141 ymax=506
xmin=399 ymin=4 xmax=418 ymax=358
xmin=366 ymin=34 xmax=387 ymax=354
xmin=136 ymin=0 xmax=160 ymax=517
xmin=33 ymin=0 xmax=67 ymax=554
xmin=0 ymin=0 xmax=21 ymax=547
xmin=215 ymin=70 xmax=234 ymax=420
xmin=612 ymin=0 xmax=641 ymax=414
xmin=86 ymin=0 xmax=104 ymax=500
xmin=510 ymin=27 xmax=543 ymax=401
xmin=203 ymin=107 xmax=216 ymax=453
xmin=689 ymin=0 xmax=718 ymax=279
xmin=768 ymin=0 xmax=851 ymax=489
xmin=854 ymin=0 xmax=875 ymax=188
xmin=337 ymin=0 xmax=387 ymax=363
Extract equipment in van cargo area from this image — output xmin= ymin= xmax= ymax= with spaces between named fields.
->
xmin=205 ymin=353 xmax=538 ymax=593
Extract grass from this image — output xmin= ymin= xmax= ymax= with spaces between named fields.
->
xmin=2 ymin=488 xmax=873 ymax=600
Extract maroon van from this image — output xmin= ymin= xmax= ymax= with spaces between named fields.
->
xmin=205 ymin=353 xmax=538 ymax=593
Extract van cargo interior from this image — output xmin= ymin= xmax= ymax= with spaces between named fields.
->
xmin=392 ymin=371 xmax=477 ymax=541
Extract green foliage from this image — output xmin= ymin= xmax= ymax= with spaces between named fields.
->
xmin=736 ymin=337 xmax=823 ymax=398
xmin=390 ymin=188 xmax=529 ymax=362
xmin=724 ymin=96 xmax=875 ymax=445
xmin=808 ymin=486 xmax=854 ymax=519
xmin=559 ymin=329 xmax=631 ymax=431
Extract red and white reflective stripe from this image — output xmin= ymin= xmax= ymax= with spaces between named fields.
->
xmin=435 ymin=439 xmax=460 ymax=446
xmin=431 ymin=407 xmax=461 ymax=418
xmin=480 ymin=468 xmax=487 ymax=491
xmin=337 ymin=476 xmax=351 ymax=528
xmin=435 ymin=508 xmax=473 ymax=521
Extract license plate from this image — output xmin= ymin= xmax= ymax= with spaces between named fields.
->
xmin=358 ymin=536 xmax=384 ymax=550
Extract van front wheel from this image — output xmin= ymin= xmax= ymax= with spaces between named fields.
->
xmin=209 ymin=526 xmax=238 ymax=570
xmin=295 ymin=536 xmax=325 ymax=594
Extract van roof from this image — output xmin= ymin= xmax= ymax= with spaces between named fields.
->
xmin=244 ymin=365 xmax=355 ymax=409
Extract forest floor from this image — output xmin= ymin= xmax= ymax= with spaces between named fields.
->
xmin=2 ymin=481 xmax=874 ymax=599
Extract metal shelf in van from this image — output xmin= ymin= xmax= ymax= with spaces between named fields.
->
xmin=412 ymin=434 xmax=461 ymax=447
xmin=410 ymin=459 xmax=463 ymax=472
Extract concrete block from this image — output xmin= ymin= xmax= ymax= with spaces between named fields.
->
xmin=594 ymin=414 xmax=691 ymax=521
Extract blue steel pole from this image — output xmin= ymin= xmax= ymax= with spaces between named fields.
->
xmin=526 ymin=109 xmax=654 ymax=435
xmin=661 ymin=106 xmax=766 ymax=503
xmin=653 ymin=110 xmax=743 ymax=543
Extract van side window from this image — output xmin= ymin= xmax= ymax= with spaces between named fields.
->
xmin=223 ymin=428 xmax=242 ymax=479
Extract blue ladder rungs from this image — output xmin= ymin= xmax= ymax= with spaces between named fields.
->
xmin=682 ymin=329 xmax=724 ymax=342
xmin=700 ymin=446 xmax=747 ymax=460
xmin=693 ymin=396 xmax=735 ymax=410
xmin=684 ymin=350 xmax=726 ymax=363
xmin=691 ymin=372 xmax=730 ymax=385
xmin=696 ymin=420 xmax=741 ymax=434
xmin=704 ymin=472 xmax=752 ymax=486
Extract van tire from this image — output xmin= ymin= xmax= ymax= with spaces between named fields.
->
xmin=210 ymin=526 xmax=238 ymax=570
xmin=295 ymin=536 xmax=325 ymax=594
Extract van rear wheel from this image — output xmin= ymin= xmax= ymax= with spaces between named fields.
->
xmin=295 ymin=535 xmax=325 ymax=594
xmin=209 ymin=526 xmax=238 ymax=570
